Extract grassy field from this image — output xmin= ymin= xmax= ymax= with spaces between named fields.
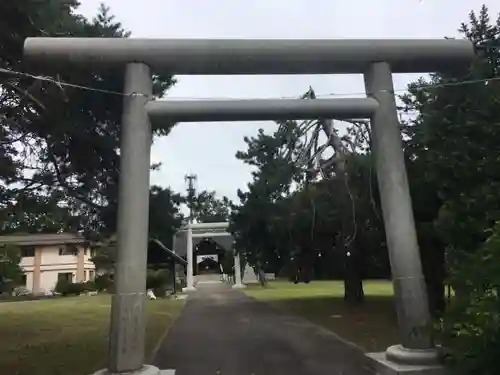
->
xmin=0 ymin=295 xmax=184 ymax=375
xmin=245 ymin=280 xmax=398 ymax=352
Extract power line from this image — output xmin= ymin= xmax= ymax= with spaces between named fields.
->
xmin=0 ymin=67 xmax=129 ymax=97
xmin=0 ymin=65 xmax=499 ymax=101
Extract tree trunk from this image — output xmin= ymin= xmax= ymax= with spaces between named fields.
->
xmin=336 ymin=175 xmax=364 ymax=305
xmin=257 ymin=268 xmax=267 ymax=287
xmin=343 ymin=243 xmax=365 ymax=304
xmin=254 ymin=262 xmax=268 ymax=287
xmin=316 ymin=118 xmax=364 ymax=303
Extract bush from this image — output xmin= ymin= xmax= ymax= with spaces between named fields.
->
xmin=147 ymin=269 xmax=172 ymax=287
xmin=67 ymin=282 xmax=85 ymax=295
xmin=82 ymin=281 xmax=97 ymax=292
xmin=146 ymin=269 xmax=173 ymax=298
xmin=437 ymin=222 xmax=500 ymax=375
xmin=54 ymin=279 xmax=71 ymax=295
xmin=93 ymin=274 xmax=113 ymax=292
xmin=55 ymin=279 xmax=85 ymax=296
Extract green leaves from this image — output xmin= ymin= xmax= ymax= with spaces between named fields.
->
xmin=0 ymin=1 xmax=176 ymax=234
xmin=0 ymin=245 xmax=23 ymax=292
xmin=400 ymin=6 xmax=500 ymax=374
xmin=231 ymin=118 xmax=388 ymax=282
xmin=187 ymin=190 xmax=232 ymax=224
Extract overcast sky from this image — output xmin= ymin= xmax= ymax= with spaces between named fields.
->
xmin=77 ymin=0 xmax=499 ymax=204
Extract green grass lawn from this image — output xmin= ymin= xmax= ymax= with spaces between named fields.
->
xmin=0 ymin=295 xmax=185 ymax=375
xmin=245 ymin=280 xmax=399 ymax=352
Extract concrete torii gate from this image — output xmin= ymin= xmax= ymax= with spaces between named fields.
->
xmin=173 ymin=221 xmax=245 ymax=292
xmin=23 ymin=37 xmax=474 ymax=375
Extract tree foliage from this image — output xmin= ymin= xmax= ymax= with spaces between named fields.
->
xmin=91 ymin=186 xmax=185 ymax=271
xmin=0 ymin=2 xmax=186 ymax=283
xmin=186 ymin=188 xmax=232 ymax=224
xmin=0 ymin=245 xmax=23 ymax=292
xmin=400 ymin=6 xmax=500 ymax=373
xmin=149 ymin=186 xmax=184 ymax=245
xmin=0 ymin=1 xmax=175 ymax=237
xmin=230 ymin=119 xmax=387 ymax=292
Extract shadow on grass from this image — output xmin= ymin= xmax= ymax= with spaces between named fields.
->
xmin=260 ymin=294 xmax=399 ymax=353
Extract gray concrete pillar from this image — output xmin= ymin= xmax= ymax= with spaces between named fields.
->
xmin=182 ymin=226 xmax=196 ymax=292
xmin=108 ymin=63 xmax=152 ymax=373
xmin=364 ymin=62 xmax=438 ymax=365
xmin=232 ymin=253 xmax=245 ymax=289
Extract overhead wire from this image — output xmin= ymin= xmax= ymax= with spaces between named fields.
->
xmin=0 ymin=66 xmax=499 ymax=101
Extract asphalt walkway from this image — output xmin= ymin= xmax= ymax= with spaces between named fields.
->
xmin=154 ymin=283 xmax=373 ymax=375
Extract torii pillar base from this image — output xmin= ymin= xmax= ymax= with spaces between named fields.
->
xmin=232 ymin=283 xmax=246 ymax=289
xmin=182 ymin=286 xmax=196 ymax=293
xmin=366 ymin=345 xmax=443 ymax=375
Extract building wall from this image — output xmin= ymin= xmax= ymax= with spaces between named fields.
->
xmin=20 ymin=255 xmax=34 ymax=268
xmin=40 ymin=271 xmax=67 ymax=292
xmin=20 ymin=253 xmax=35 ymax=291
xmin=41 ymin=245 xmax=75 ymax=265
xmin=20 ymin=244 xmax=96 ymax=293
xmin=25 ymin=272 xmax=33 ymax=290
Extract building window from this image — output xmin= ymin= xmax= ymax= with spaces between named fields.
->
xmin=89 ymin=270 xmax=95 ymax=281
xmin=58 ymin=272 xmax=73 ymax=282
xmin=21 ymin=274 xmax=27 ymax=286
xmin=59 ymin=244 xmax=78 ymax=256
xmin=20 ymin=246 xmax=35 ymax=258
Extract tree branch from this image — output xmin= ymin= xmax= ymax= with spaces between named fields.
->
xmin=47 ymin=151 xmax=105 ymax=209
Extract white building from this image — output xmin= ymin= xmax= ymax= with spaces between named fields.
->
xmin=0 ymin=233 xmax=96 ymax=294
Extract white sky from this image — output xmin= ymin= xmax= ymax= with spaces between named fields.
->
xmin=77 ymin=0 xmax=500 ymax=203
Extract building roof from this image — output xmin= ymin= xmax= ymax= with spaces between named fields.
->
xmin=0 ymin=233 xmax=87 ymax=246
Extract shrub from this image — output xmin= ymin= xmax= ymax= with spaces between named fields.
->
xmin=437 ymin=222 xmax=500 ymax=375
xmin=55 ymin=280 xmax=85 ymax=296
xmin=93 ymin=274 xmax=113 ymax=292
xmin=66 ymin=282 xmax=85 ymax=295
xmin=146 ymin=269 xmax=171 ymax=289
xmin=146 ymin=269 xmax=173 ymax=298
xmin=54 ymin=279 xmax=71 ymax=295
xmin=82 ymin=281 xmax=97 ymax=292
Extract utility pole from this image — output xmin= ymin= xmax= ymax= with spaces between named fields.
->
xmin=183 ymin=173 xmax=198 ymax=292
xmin=184 ymin=173 xmax=197 ymax=223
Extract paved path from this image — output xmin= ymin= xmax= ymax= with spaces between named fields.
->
xmin=154 ymin=283 xmax=373 ymax=375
